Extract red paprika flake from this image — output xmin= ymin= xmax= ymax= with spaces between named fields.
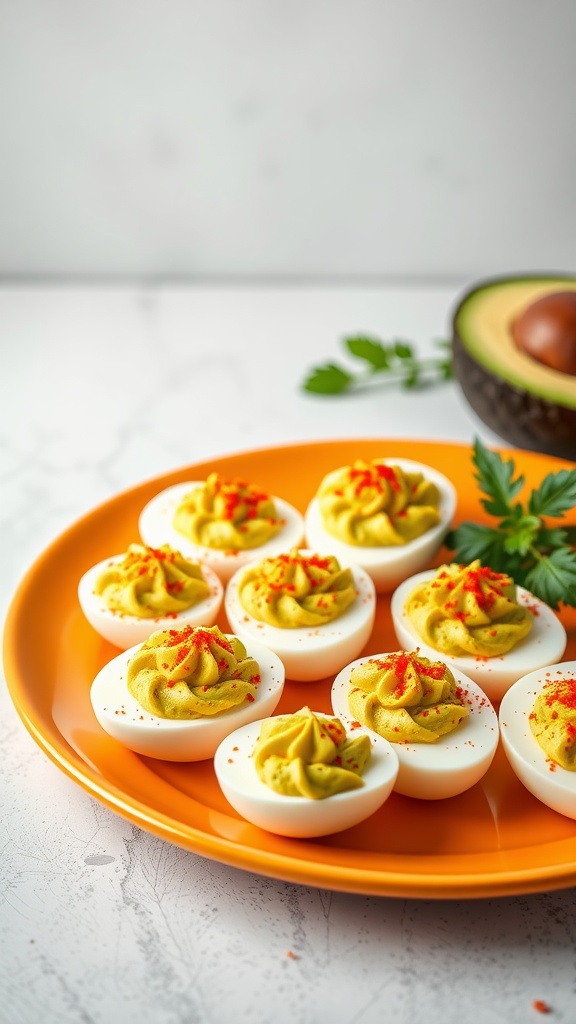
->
xmin=374 ymin=462 xmax=401 ymax=491
xmin=349 ymin=461 xmax=402 ymax=499
xmin=525 ymin=602 xmax=540 ymax=615
xmin=461 ymin=564 xmax=506 ymax=609
xmin=374 ymin=651 xmax=446 ymax=684
xmin=543 ymin=677 xmax=576 ymax=711
xmin=532 ymin=999 xmax=551 ymax=1014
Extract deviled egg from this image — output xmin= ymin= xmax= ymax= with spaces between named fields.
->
xmin=304 ymin=458 xmax=456 ymax=592
xmin=224 ymin=549 xmax=376 ymax=682
xmin=90 ymin=624 xmax=284 ymax=760
xmin=331 ymin=650 xmax=499 ymax=800
xmin=139 ymin=473 xmax=305 ymax=584
xmin=214 ymin=706 xmax=399 ymax=837
xmin=79 ymin=543 xmax=223 ymax=649
xmin=391 ymin=561 xmax=567 ymax=701
xmin=499 ymin=661 xmax=576 ymax=820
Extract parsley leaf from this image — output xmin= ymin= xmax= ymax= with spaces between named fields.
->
xmin=301 ymin=335 xmax=453 ymax=395
xmin=529 ymin=469 xmax=576 ymax=517
xmin=501 ymin=513 xmax=541 ymax=556
xmin=444 ymin=522 xmax=509 ymax=571
xmin=344 ymin=336 xmax=391 ymax=369
xmin=303 ymin=363 xmax=353 ymax=395
xmin=446 ymin=438 xmax=576 ymax=609
xmin=393 ymin=341 xmax=414 ymax=360
xmin=523 ymin=548 xmax=576 ymax=611
xmin=472 ymin=437 xmax=524 ymax=518
xmin=538 ymin=526 xmax=570 ymax=549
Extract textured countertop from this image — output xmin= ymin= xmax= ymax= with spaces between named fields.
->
xmin=2 ymin=282 xmax=575 ymax=1024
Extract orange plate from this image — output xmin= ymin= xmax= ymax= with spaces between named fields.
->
xmin=4 ymin=439 xmax=576 ymax=898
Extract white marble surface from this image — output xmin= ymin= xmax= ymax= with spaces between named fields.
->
xmin=2 ymin=283 xmax=575 ymax=1023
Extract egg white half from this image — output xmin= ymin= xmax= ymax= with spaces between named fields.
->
xmin=331 ymin=654 xmax=499 ymax=800
xmin=214 ymin=716 xmax=399 ymax=837
xmin=90 ymin=636 xmax=285 ymax=761
xmin=139 ymin=482 xmax=305 ymax=584
xmin=499 ymin=660 xmax=576 ymax=820
xmin=391 ymin=570 xmax=567 ymax=702
xmin=79 ymin=554 xmax=224 ymax=649
xmin=304 ymin=458 xmax=457 ymax=593
xmin=224 ymin=555 xmax=376 ymax=682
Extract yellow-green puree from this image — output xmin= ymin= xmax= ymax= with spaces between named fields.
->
xmin=316 ymin=459 xmax=440 ymax=547
xmin=127 ymin=624 xmax=260 ymax=719
xmin=404 ymin=559 xmax=532 ymax=657
xmin=348 ymin=651 xmax=468 ymax=743
xmin=254 ymin=707 xmax=371 ymax=798
xmin=173 ymin=473 xmax=282 ymax=550
xmin=238 ymin=549 xmax=356 ymax=628
xmin=529 ymin=677 xmax=576 ymax=771
xmin=94 ymin=543 xmax=210 ymax=618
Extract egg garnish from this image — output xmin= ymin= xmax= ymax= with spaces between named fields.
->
xmin=499 ymin=661 xmax=576 ymax=820
xmin=391 ymin=561 xmax=567 ymax=702
xmin=139 ymin=473 xmax=305 ymax=584
xmin=90 ymin=624 xmax=285 ymax=761
xmin=78 ymin=543 xmax=224 ymax=649
xmin=214 ymin=706 xmax=399 ymax=837
xmin=331 ymin=650 xmax=499 ymax=800
xmin=304 ymin=458 xmax=456 ymax=592
xmin=224 ymin=548 xmax=376 ymax=682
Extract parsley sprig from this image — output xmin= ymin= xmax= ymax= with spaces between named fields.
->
xmin=445 ymin=438 xmax=576 ymax=610
xmin=302 ymin=336 xmax=453 ymax=395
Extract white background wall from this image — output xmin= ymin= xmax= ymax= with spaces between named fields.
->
xmin=1 ymin=0 xmax=575 ymax=280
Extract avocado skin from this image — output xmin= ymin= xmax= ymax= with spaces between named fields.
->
xmin=452 ymin=275 xmax=576 ymax=462
xmin=453 ymin=332 xmax=576 ymax=460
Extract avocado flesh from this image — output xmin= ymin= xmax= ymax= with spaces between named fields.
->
xmin=452 ymin=275 xmax=576 ymax=460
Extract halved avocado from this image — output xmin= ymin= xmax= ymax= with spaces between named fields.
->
xmin=452 ymin=274 xmax=576 ymax=461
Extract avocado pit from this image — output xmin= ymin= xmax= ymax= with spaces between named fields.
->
xmin=511 ymin=291 xmax=576 ymax=376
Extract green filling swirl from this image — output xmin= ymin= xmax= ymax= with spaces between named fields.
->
xmin=317 ymin=459 xmax=440 ymax=547
xmin=348 ymin=651 xmax=468 ymax=743
xmin=254 ymin=707 xmax=371 ymax=798
xmin=173 ymin=472 xmax=282 ymax=551
xmin=405 ymin=560 xmax=532 ymax=657
xmin=127 ymin=624 xmax=260 ymax=719
xmin=238 ymin=549 xmax=356 ymax=628
xmin=94 ymin=543 xmax=210 ymax=618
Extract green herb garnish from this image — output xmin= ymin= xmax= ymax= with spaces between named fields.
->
xmin=302 ymin=336 xmax=453 ymax=395
xmin=445 ymin=438 xmax=576 ymax=610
